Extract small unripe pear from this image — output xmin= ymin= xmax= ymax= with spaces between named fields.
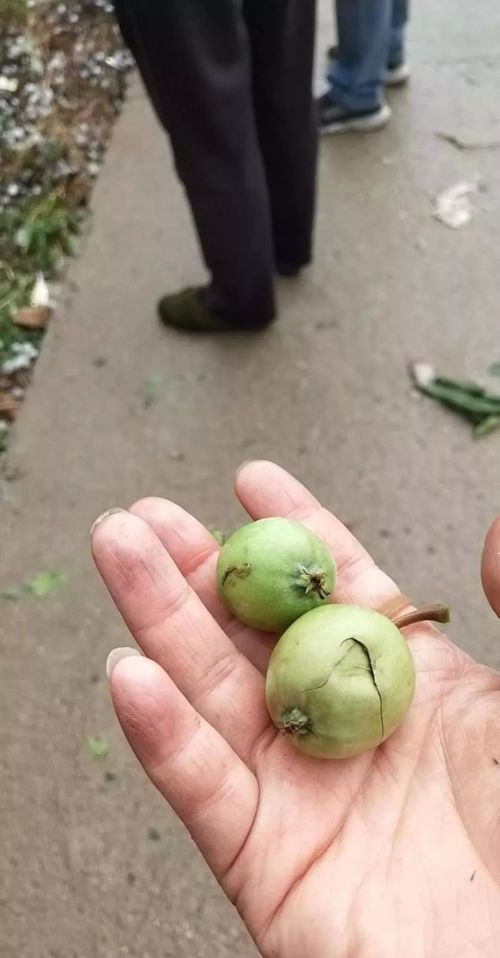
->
xmin=217 ymin=518 xmax=336 ymax=632
xmin=265 ymin=604 xmax=416 ymax=758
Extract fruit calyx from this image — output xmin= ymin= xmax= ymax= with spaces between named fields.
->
xmin=280 ymin=707 xmax=313 ymax=738
xmin=295 ymin=564 xmax=330 ymax=600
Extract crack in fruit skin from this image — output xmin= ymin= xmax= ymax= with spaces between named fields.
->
xmin=280 ymin=637 xmax=384 ymax=742
xmin=265 ymin=605 xmax=416 ymax=759
xmin=298 ymin=642 xmax=359 ymax=694
xmin=348 ymin=637 xmax=385 ymax=741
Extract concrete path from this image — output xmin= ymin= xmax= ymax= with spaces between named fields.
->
xmin=1 ymin=1 xmax=500 ymax=955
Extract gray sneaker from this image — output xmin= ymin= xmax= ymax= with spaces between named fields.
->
xmin=317 ymin=91 xmax=391 ymax=135
xmin=385 ymin=61 xmax=411 ymax=86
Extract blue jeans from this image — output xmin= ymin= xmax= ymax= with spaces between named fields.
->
xmin=328 ymin=0 xmax=409 ymax=111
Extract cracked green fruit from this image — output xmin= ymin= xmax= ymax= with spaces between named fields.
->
xmin=265 ymin=604 xmax=416 ymax=758
xmin=216 ymin=518 xmax=336 ymax=632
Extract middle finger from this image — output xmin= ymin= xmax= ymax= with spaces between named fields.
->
xmin=91 ymin=509 xmax=272 ymax=767
xmin=130 ymin=496 xmax=276 ymax=672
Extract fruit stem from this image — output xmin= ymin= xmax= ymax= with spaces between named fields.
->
xmin=392 ymin=603 xmax=450 ymax=630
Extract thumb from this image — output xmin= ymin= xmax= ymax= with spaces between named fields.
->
xmin=481 ymin=518 xmax=500 ymax=616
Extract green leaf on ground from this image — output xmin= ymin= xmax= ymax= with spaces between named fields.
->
xmin=142 ymin=374 xmax=165 ymax=409
xmin=87 ymin=736 xmax=110 ymax=759
xmin=488 ymin=361 xmax=500 ymax=377
xmin=24 ymin=570 xmax=67 ymax=597
xmin=410 ymin=362 xmax=500 ymax=438
xmin=1 ymin=586 xmax=23 ymax=601
xmin=1 ymin=570 xmax=66 ymax=600
xmin=474 ymin=415 xmax=500 ymax=439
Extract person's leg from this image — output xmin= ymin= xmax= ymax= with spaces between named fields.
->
xmin=327 ymin=0 xmax=410 ymax=90
xmin=320 ymin=0 xmax=392 ymax=131
xmin=388 ymin=0 xmax=409 ymax=72
xmin=112 ymin=0 xmax=275 ymax=330
xmin=243 ymin=0 xmax=317 ymax=273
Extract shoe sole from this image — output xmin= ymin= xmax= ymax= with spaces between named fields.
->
xmin=320 ymin=103 xmax=391 ymax=135
xmin=385 ymin=64 xmax=411 ymax=87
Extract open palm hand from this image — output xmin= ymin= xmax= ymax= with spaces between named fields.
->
xmin=91 ymin=461 xmax=500 ymax=958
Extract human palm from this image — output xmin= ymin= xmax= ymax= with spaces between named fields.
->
xmin=92 ymin=461 xmax=500 ymax=958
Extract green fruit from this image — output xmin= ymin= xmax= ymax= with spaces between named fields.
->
xmin=216 ymin=518 xmax=336 ymax=632
xmin=265 ymin=604 xmax=416 ymax=759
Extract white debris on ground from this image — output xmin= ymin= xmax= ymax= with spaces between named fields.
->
xmin=433 ymin=180 xmax=480 ymax=229
xmin=1 ymin=342 xmax=39 ymax=376
xmin=30 ymin=273 xmax=52 ymax=308
xmin=0 ymin=76 xmax=19 ymax=92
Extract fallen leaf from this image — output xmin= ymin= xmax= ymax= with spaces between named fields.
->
xmin=1 ymin=570 xmax=67 ymax=601
xmin=147 ymin=827 xmax=161 ymax=842
xmin=410 ymin=361 xmax=500 ymax=437
xmin=488 ymin=361 xmax=500 ymax=377
xmin=142 ymin=374 xmax=165 ymax=409
xmin=87 ymin=736 xmax=109 ymax=759
xmin=1 ymin=586 xmax=23 ymax=601
xmin=474 ymin=415 xmax=500 ymax=439
xmin=24 ymin=570 xmax=67 ymax=597
xmin=14 ymin=224 xmax=34 ymax=252
xmin=13 ymin=305 xmax=52 ymax=330
xmin=0 ymin=392 xmax=18 ymax=418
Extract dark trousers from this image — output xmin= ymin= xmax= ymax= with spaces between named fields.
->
xmin=113 ymin=0 xmax=317 ymax=327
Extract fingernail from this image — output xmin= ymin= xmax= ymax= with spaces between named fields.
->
xmin=90 ymin=507 xmax=126 ymax=537
xmin=106 ymin=647 xmax=142 ymax=679
xmin=235 ymin=459 xmax=254 ymax=478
